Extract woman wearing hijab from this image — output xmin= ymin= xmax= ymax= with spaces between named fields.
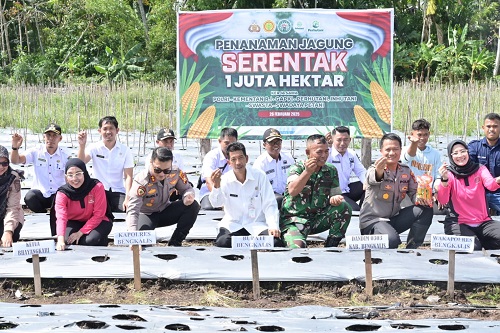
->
xmin=53 ymin=158 xmax=113 ymax=251
xmin=0 ymin=145 xmax=24 ymax=247
xmin=437 ymin=139 xmax=500 ymax=250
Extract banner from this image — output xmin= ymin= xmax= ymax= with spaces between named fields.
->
xmin=177 ymin=9 xmax=393 ymax=139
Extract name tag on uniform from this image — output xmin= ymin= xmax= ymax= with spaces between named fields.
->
xmin=266 ymin=169 xmax=275 ymax=174
xmin=38 ymin=158 xmax=46 ymax=162
xmin=230 ymin=194 xmax=238 ymax=197
xmin=96 ymin=154 xmax=105 ymax=159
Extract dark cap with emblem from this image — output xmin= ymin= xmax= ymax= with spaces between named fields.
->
xmin=44 ymin=123 xmax=62 ymax=135
xmin=157 ymin=128 xmax=176 ymax=141
xmin=263 ymin=128 xmax=282 ymax=142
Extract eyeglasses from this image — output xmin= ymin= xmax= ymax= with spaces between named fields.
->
xmin=153 ymin=167 xmax=173 ymax=175
xmin=0 ymin=162 xmax=9 ymax=167
xmin=66 ymin=171 xmax=84 ymax=179
xmin=450 ymin=149 xmax=468 ymax=157
xmin=266 ymin=139 xmax=282 ymax=145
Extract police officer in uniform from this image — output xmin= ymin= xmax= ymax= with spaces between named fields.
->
xmin=126 ymin=147 xmax=200 ymax=246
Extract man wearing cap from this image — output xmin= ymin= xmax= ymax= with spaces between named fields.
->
xmin=253 ymin=128 xmax=295 ymax=209
xmin=10 ymin=123 xmax=71 ymax=213
xmin=198 ymin=127 xmax=238 ymax=210
xmin=126 ymin=147 xmax=200 ymax=246
xmin=325 ymin=126 xmax=367 ymax=211
xmin=144 ymin=128 xmax=184 ymax=171
xmin=78 ymin=116 xmax=134 ymax=212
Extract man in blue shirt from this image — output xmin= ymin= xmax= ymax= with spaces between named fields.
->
xmin=468 ymin=113 xmax=500 ymax=213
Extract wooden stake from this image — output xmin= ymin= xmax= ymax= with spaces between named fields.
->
xmin=250 ymin=249 xmax=260 ymax=299
xmin=132 ymin=245 xmax=141 ymax=290
xmin=32 ymin=254 xmax=42 ymax=296
xmin=364 ymin=249 xmax=373 ymax=296
xmin=447 ymin=250 xmax=456 ymax=298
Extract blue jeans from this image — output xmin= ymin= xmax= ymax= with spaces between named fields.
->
xmin=486 ymin=192 xmax=500 ymax=215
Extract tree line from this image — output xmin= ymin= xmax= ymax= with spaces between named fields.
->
xmin=0 ymin=0 xmax=498 ymax=85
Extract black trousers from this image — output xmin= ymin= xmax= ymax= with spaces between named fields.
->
xmin=137 ymin=200 xmax=200 ymax=245
xmin=342 ymin=181 xmax=365 ymax=211
xmin=24 ymin=190 xmax=55 ymax=213
xmin=105 ymin=190 xmax=125 ymax=213
xmin=215 ymin=227 xmax=285 ymax=248
xmin=443 ymin=218 xmax=500 ymax=250
xmin=361 ymin=205 xmax=433 ymax=249
xmin=65 ymin=220 xmax=113 ymax=246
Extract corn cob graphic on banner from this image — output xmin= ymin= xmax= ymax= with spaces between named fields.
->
xmin=187 ymin=105 xmax=216 ymax=138
xmin=181 ymin=82 xmax=200 ymax=119
xmin=370 ymin=81 xmax=391 ymax=125
xmin=354 ymin=105 xmax=384 ymax=138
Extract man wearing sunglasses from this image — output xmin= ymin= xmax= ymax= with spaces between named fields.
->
xmin=10 ymin=123 xmax=71 ymax=213
xmin=126 ymin=147 xmax=199 ymax=246
xmin=253 ymin=128 xmax=295 ymax=209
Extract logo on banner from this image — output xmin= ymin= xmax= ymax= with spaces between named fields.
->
xmin=294 ymin=21 xmax=305 ymax=32
xmin=277 ymin=19 xmax=292 ymax=34
xmin=308 ymin=20 xmax=324 ymax=32
xmin=263 ymin=20 xmax=275 ymax=32
xmin=248 ymin=22 xmax=260 ymax=32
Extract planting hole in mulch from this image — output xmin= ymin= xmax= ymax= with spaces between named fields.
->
xmin=255 ymin=325 xmax=285 ymax=331
xmin=164 ymin=323 xmax=190 ymax=331
xmin=291 ymin=256 xmax=313 ymax=263
xmin=99 ymin=305 xmax=120 ymax=308
xmin=195 ymin=248 xmax=206 ymax=251
xmin=429 ymin=259 xmax=448 ymax=265
xmin=154 ymin=254 xmax=178 ymax=261
xmin=72 ymin=320 xmax=109 ymax=329
xmin=92 ymin=256 xmax=110 ymax=263
xmin=345 ymin=324 xmax=382 ymax=331
xmin=221 ymin=254 xmax=244 ymax=261
xmin=21 ymin=304 xmax=41 ymax=307
xmin=112 ymin=314 xmax=147 ymax=321
xmin=26 ymin=257 xmax=46 ymax=263
xmin=363 ymin=258 xmax=382 ymax=264
xmin=438 ymin=324 xmax=467 ymax=330
xmin=232 ymin=320 xmax=256 ymax=324
xmin=397 ymin=250 xmax=414 ymax=254
xmin=391 ymin=323 xmax=431 ymax=329
xmin=325 ymin=249 xmax=342 ymax=253
xmin=115 ymin=324 xmax=146 ymax=330
xmin=0 ymin=322 xmax=18 ymax=329
xmin=189 ymin=317 xmax=205 ymax=321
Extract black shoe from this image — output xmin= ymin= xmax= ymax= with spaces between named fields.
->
xmin=168 ymin=239 xmax=183 ymax=247
xmin=324 ymin=236 xmax=343 ymax=248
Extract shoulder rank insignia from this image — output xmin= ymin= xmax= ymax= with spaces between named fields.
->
xmin=179 ymin=170 xmax=188 ymax=184
xmin=137 ymin=186 xmax=146 ymax=197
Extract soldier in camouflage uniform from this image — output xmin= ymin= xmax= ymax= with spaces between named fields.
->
xmin=280 ymin=134 xmax=352 ymax=248
xmin=126 ymin=147 xmax=200 ymax=246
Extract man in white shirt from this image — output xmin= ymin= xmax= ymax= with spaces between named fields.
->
xmin=78 ymin=116 xmax=134 ymax=212
xmin=10 ymin=123 xmax=71 ymax=212
xmin=326 ymin=126 xmax=366 ymax=211
xmin=198 ymin=127 xmax=238 ymax=210
xmin=253 ymin=128 xmax=295 ymax=209
xmin=144 ymin=128 xmax=184 ymax=171
xmin=209 ymin=142 xmax=283 ymax=247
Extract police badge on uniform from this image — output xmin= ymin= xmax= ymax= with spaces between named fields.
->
xmin=137 ymin=186 xmax=146 ymax=197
